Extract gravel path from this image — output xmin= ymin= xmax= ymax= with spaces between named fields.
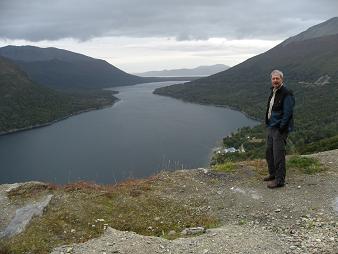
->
xmin=51 ymin=225 xmax=288 ymax=254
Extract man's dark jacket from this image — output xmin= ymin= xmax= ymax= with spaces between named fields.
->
xmin=265 ymin=85 xmax=295 ymax=133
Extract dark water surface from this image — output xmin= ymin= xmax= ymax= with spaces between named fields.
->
xmin=0 ymin=81 xmax=258 ymax=184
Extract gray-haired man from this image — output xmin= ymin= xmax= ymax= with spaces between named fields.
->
xmin=264 ymin=70 xmax=295 ymax=188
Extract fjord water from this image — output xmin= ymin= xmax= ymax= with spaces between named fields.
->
xmin=0 ymin=81 xmax=258 ymax=184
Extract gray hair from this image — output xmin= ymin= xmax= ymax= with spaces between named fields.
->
xmin=270 ymin=69 xmax=284 ymax=79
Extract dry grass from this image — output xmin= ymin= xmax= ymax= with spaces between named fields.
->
xmin=240 ymin=159 xmax=267 ymax=176
xmin=7 ymin=182 xmax=57 ymax=200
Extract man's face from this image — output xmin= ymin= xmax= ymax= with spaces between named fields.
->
xmin=271 ymin=74 xmax=283 ymax=89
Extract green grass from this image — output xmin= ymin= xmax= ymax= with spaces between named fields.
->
xmin=287 ymin=155 xmax=323 ymax=174
xmin=212 ymin=162 xmax=236 ymax=172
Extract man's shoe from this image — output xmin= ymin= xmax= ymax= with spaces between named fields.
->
xmin=267 ymin=180 xmax=285 ymax=189
xmin=263 ymin=175 xmax=275 ymax=181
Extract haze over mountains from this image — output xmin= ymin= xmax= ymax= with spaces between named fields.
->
xmin=155 ymin=17 xmax=338 ymax=154
xmin=135 ymin=64 xmax=230 ymax=77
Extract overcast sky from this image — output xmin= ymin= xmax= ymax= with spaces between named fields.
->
xmin=0 ymin=0 xmax=337 ymax=72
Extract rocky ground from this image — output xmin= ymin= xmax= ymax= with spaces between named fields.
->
xmin=1 ymin=150 xmax=337 ymax=254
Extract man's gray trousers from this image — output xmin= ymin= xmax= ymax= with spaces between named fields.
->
xmin=265 ymin=127 xmax=288 ymax=185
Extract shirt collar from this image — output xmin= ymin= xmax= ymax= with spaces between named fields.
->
xmin=272 ymin=83 xmax=284 ymax=93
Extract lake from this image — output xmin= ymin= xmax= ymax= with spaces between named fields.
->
xmin=0 ymin=81 xmax=258 ymax=184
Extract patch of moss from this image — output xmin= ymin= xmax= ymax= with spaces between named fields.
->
xmin=212 ymin=162 xmax=236 ymax=172
xmin=287 ymin=155 xmax=323 ymax=174
xmin=238 ymin=219 xmax=247 ymax=225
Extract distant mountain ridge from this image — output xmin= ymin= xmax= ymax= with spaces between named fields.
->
xmin=0 ymin=45 xmax=94 ymax=62
xmin=0 ymin=45 xmax=146 ymax=89
xmin=135 ymin=64 xmax=230 ymax=77
xmin=282 ymin=17 xmax=338 ymax=46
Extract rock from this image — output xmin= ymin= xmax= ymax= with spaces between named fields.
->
xmin=181 ymin=227 xmax=206 ymax=236
xmin=274 ymin=209 xmax=281 ymax=213
xmin=168 ymin=230 xmax=176 ymax=236
xmin=0 ymin=194 xmax=53 ymax=238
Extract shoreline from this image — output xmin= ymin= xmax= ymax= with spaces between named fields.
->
xmin=152 ymin=91 xmax=262 ymax=123
xmin=0 ymin=101 xmax=118 ymax=137
xmin=153 ymin=90 xmax=263 ymax=122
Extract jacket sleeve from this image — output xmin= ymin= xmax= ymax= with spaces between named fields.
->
xmin=279 ymin=95 xmax=294 ymax=131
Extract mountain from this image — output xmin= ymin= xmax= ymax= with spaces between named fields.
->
xmin=282 ymin=17 xmax=338 ymax=45
xmin=135 ymin=64 xmax=230 ymax=77
xmin=154 ymin=17 xmax=338 ymax=155
xmin=0 ymin=45 xmax=149 ymax=89
xmin=0 ymin=56 xmax=116 ymax=134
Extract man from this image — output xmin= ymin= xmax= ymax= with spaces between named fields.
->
xmin=264 ymin=70 xmax=295 ymax=188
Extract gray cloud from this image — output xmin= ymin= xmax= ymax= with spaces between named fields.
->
xmin=0 ymin=0 xmax=337 ymax=42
